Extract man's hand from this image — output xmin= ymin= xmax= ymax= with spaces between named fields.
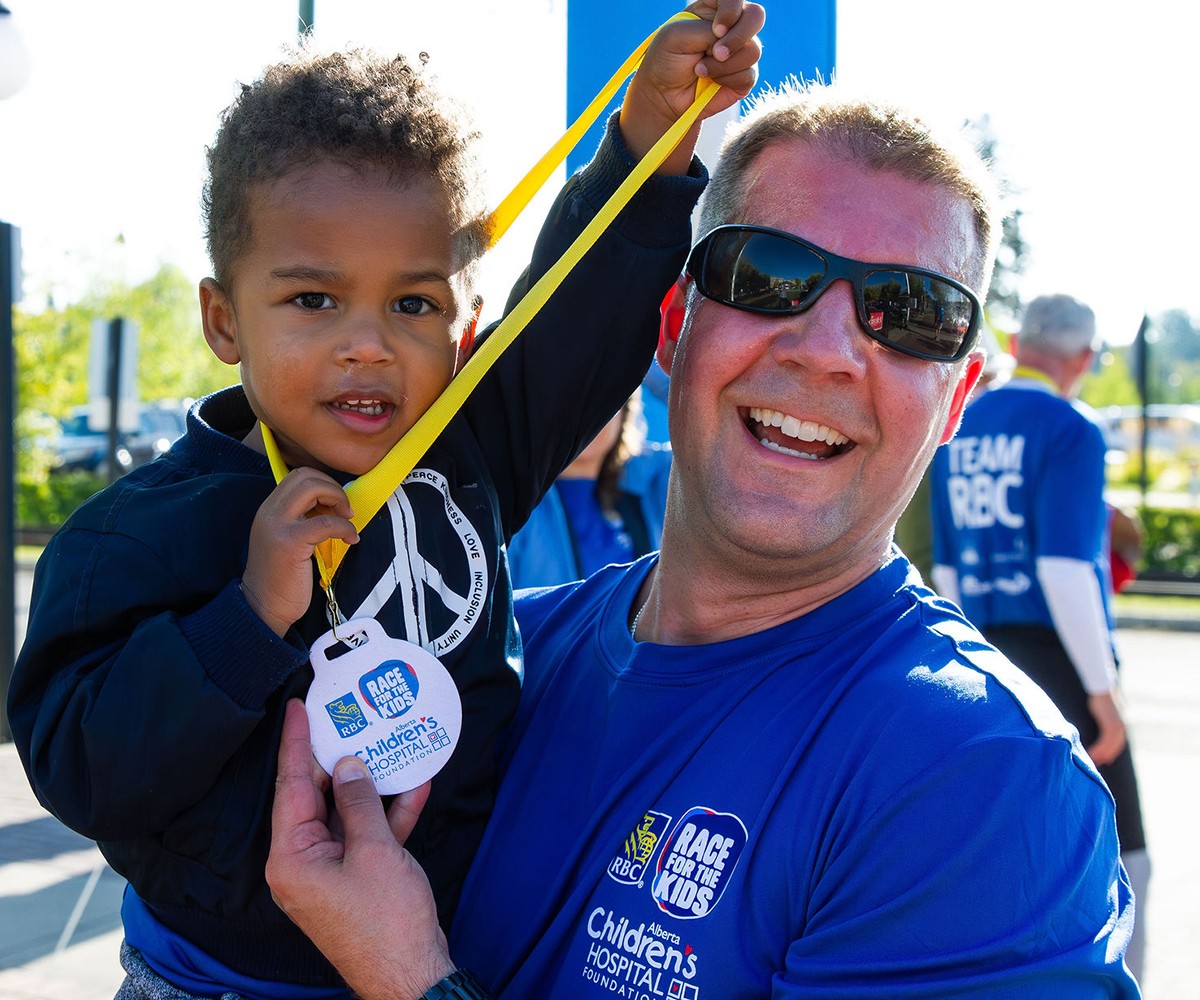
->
xmin=242 ymin=468 xmax=359 ymax=636
xmin=621 ymin=0 xmax=765 ymax=173
xmin=1086 ymin=690 xmax=1128 ymax=766
xmin=267 ymin=700 xmax=454 ymax=1000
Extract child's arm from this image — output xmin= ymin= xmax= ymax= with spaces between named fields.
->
xmin=464 ymin=3 xmax=763 ymax=539
xmin=620 ymin=0 xmax=765 ymax=176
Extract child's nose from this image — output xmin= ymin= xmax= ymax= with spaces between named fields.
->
xmin=337 ymin=315 xmax=395 ymax=366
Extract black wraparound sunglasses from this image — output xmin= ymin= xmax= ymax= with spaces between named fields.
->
xmin=685 ymin=224 xmax=983 ymax=363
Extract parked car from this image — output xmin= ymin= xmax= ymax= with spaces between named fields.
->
xmin=1097 ymin=403 xmax=1200 ymax=457
xmin=51 ymin=400 xmax=190 ymax=476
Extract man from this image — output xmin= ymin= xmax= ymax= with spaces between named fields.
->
xmin=929 ymin=293 xmax=1149 ymax=980
xmin=267 ymin=84 xmax=1140 ymax=999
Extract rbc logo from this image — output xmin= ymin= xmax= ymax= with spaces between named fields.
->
xmin=608 ymin=810 xmax=673 ymax=887
xmin=324 ymin=694 xmax=368 ymax=738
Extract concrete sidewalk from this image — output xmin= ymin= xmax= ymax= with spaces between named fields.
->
xmin=0 ymin=743 xmax=125 ymax=999
xmin=1 ymin=623 xmax=1197 ymax=998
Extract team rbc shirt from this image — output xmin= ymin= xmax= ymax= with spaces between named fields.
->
xmin=930 ymin=379 xmax=1113 ymax=629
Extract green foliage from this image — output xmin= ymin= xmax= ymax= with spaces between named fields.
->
xmin=965 ymin=115 xmax=1028 ymax=330
xmin=1081 ymin=350 xmax=1140 ymax=408
xmin=14 ymin=265 xmax=235 ymax=520
xmin=1127 ymin=309 xmax=1200 ymax=404
xmin=15 ymin=263 xmax=231 ymax=424
xmin=1105 ymin=451 xmax=1173 ymax=489
xmin=16 ymin=472 xmax=106 ymax=528
xmin=1139 ymin=506 xmax=1200 ymax=578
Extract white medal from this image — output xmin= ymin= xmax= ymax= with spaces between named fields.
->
xmin=305 ymin=618 xmax=463 ymax=794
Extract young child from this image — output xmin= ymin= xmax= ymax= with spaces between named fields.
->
xmin=9 ymin=4 xmax=762 ymax=998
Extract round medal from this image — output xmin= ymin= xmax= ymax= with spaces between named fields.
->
xmin=305 ymin=618 xmax=463 ymax=794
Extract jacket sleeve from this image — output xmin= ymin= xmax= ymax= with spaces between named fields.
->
xmin=464 ymin=113 xmax=706 ymax=539
xmin=8 ymin=519 xmax=309 ymax=840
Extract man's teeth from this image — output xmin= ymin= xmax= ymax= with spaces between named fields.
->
xmin=748 ymin=407 xmax=849 ymax=446
xmin=335 ymin=399 xmax=386 ymax=416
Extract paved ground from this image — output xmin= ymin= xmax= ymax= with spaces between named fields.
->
xmin=1 ymin=562 xmax=1197 ymax=997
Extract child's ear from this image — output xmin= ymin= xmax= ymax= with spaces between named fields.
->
xmin=200 ymin=278 xmax=241 ymax=366
xmin=656 ymin=275 xmax=688 ymax=375
xmin=455 ymin=296 xmax=483 ymax=371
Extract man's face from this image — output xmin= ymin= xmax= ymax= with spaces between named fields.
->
xmin=201 ymin=160 xmax=474 ymax=476
xmin=659 ymin=139 xmax=982 ymax=576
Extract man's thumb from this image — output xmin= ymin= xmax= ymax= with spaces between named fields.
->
xmin=331 ymin=756 xmax=390 ymax=848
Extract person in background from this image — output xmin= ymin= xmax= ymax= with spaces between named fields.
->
xmin=1107 ymin=503 xmax=1143 ymax=594
xmin=894 ymin=324 xmax=1014 ymax=581
xmin=640 ymin=357 xmax=673 ymax=444
xmin=267 ymin=81 xmax=1139 ymax=999
xmin=930 ymin=292 xmax=1149 ymax=982
xmin=508 ymin=388 xmax=671 ymax=589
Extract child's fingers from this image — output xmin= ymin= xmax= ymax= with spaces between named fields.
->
xmin=707 ymin=0 xmax=746 ymax=40
xmin=274 ymin=466 xmax=357 ymax=521
xmin=697 ymin=36 xmax=762 ymax=92
xmin=292 ymin=513 xmax=360 ymax=549
xmin=708 ymin=2 xmax=766 ymax=63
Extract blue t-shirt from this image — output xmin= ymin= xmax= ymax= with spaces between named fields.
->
xmin=930 ymin=380 xmax=1112 ymax=629
xmin=450 ymin=552 xmax=1138 ymax=998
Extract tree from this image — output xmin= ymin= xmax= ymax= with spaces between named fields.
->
xmin=15 ymin=263 xmax=230 ymax=424
xmin=14 ymin=264 xmax=232 ymax=489
xmin=1126 ymin=309 xmax=1200 ymax=405
xmin=1080 ymin=348 xmax=1140 ymax=408
xmin=965 ymin=115 xmax=1029 ymax=331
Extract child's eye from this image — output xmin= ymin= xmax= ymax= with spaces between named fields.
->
xmin=394 ymin=295 xmax=439 ymax=316
xmin=293 ymin=292 xmax=333 ymax=310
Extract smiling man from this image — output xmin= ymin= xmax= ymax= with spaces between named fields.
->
xmin=268 ymin=82 xmax=1141 ymax=999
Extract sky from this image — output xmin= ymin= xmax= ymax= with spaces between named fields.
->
xmin=0 ymin=0 xmax=1193 ymax=348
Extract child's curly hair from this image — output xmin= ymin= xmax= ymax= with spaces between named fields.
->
xmin=202 ymin=45 xmax=490 ymax=294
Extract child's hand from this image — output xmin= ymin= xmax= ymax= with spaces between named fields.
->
xmin=242 ymin=468 xmax=360 ymax=637
xmin=620 ymin=0 xmax=765 ymax=173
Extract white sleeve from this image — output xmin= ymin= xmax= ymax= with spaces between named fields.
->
xmin=1035 ymin=556 xmax=1118 ymax=695
xmin=930 ymin=564 xmax=961 ymax=606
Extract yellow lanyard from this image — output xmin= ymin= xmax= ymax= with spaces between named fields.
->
xmin=262 ymin=11 xmax=720 ymax=602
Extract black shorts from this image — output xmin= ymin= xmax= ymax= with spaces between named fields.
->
xmin=985 ymin=625 xmax=1146 ymax=853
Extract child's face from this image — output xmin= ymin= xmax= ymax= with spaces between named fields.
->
xmin=201 ymin=159 xmax=476 ymax=476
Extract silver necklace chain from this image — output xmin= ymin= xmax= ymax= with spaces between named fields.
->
xmin=630 ymin=593 xmax=650 ymax=639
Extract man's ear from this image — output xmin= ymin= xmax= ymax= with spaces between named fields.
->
xmin=656 ymin=276 xmax=688 ymax=375
xmin=938 ymin=353 xmax=985 ymax=445
xmin=455 ymin=296 xmax=483 ymax=372
xmin=200 ymin=278 xmax=241 ymax=366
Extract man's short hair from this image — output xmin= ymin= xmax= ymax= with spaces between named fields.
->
xmin=696 ymin=79 xmax=1002 ymax=295
xmin=1017 ymin=294 xmax=1099 ymax=356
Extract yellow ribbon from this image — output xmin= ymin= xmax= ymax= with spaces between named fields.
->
xmin=263 ymin=11 xmax=721 ymax=598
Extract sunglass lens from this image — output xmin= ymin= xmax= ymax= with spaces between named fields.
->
xmin=862 ymin=271 xmax=975 ymax=360
xmin=703 ymin=230 xmax=824 ymax=313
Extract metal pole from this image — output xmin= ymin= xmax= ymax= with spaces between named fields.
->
xmin=1 ymin=221 xmax=18 ymax=742
xmin=1134 ymin=314 xmax=1150 ymax=505
xmin=105 ymin=317 xmax=123 ymax=484
xmin=298 ymin=0 xmax=313 ymax=37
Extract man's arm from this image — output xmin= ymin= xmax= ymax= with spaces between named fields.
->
xmin=267 ymin=700 xmax=461 ymax=1000
xmin=1036 ymin=554 xmax=1126 ymax=764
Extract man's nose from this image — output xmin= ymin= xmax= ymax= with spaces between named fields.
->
xmin=769 ymin=278 xmax=868 ymax=378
